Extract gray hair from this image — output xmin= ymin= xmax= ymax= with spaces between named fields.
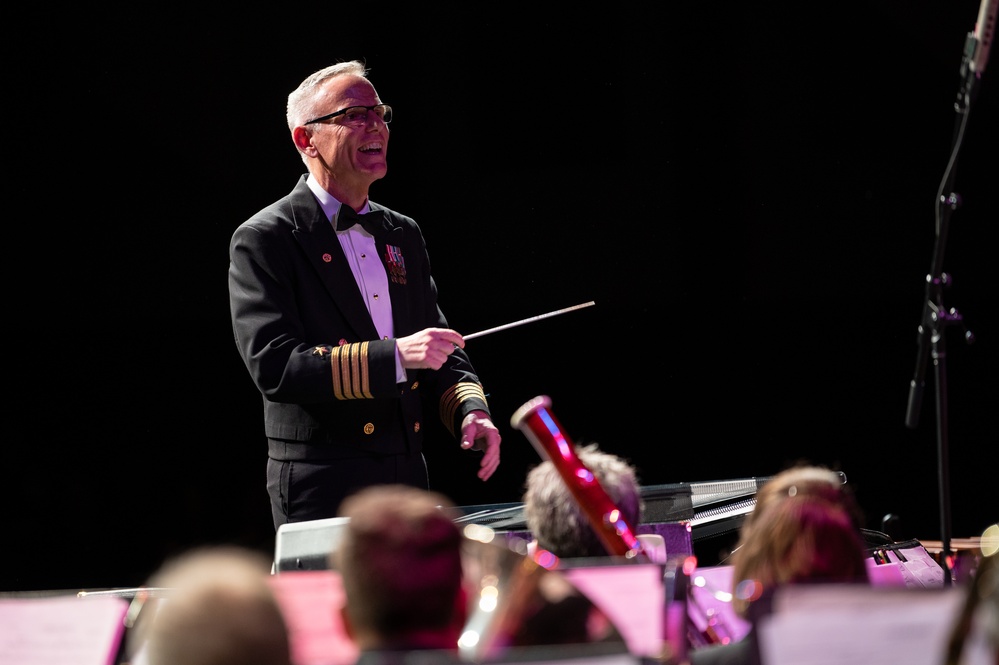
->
xmin=286 ymin=60 xmax=368 ymax=132
xmin=523 ymin=443 xmax=643 ymax=559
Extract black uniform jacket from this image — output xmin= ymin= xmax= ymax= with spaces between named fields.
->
xmin=228 ymin=175 xmax=491 ymax=461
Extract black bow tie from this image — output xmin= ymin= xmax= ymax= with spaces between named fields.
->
xmin=337 ymin=205 xmax=384 ymax=235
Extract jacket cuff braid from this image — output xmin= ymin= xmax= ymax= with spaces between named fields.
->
xmin=329 ymin=342 xmax=373 ymax=400
xmin=440 ymin=382 xmax=489 ymax=437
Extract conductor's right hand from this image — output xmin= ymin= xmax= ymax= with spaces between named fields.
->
xmin=397 ymin=328 xmax=465 ymax=370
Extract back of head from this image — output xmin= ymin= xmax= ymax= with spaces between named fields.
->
xmin=332 ymin=484 xmax=465 ymax=650
xmin=730 ymin=466 xmax=870 ymax=618
xmin=523 ymin=443 xmax=643 ymax=558
xmin=136 ymin=546 xmax=292 ymax=665
xmin=750 ymin=465 xmax=859 ymax=523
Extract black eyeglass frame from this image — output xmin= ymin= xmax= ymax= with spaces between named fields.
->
xmin=303 ymin=104 xmax=392 ymax=126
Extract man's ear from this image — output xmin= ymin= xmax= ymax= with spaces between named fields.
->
xmin=292 ymin=126 xmax=315 ymax=155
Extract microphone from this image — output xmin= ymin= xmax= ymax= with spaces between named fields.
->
xmin=970 ymin=0 xmax=997 ymax=77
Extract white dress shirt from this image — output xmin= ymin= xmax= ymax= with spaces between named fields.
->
xmin=306 ymin=175 xmax=406 ymax=382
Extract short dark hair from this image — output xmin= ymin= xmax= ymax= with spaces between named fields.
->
xmin=333 ymin=485 xmax=465 ymax=641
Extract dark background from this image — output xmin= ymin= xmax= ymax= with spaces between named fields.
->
xmin=7 ymin=3 xmax=996 ymax=592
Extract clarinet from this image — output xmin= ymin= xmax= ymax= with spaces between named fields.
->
xmin=510 ymin=395 xmax=645 ymax=558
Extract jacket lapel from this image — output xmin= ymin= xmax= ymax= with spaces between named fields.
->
xmin=289 ymin=178 xmax=378 ymax=341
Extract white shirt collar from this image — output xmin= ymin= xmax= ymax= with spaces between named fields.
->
xmin=305 ymin=174 xmax=370 ymax=223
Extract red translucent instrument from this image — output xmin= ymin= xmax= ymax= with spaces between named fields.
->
xmin=510 ymin=395 xmax=645 ymax=559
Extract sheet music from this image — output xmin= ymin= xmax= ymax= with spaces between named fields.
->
xmin=562 ymin=563 xmax=665 ymax=659
xmin=268 ymin=570 xmax=358 ymax=665
xmin=757 ymin=584 xmax=973 ymax=665
xmin=0 ymin=595 xmax=129 ymax=665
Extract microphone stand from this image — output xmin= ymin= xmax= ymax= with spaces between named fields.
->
xmin=904 ymin=29 xmax=985 ymax=587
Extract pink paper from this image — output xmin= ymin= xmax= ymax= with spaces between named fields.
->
xmin=0 ymin=595 xmax=129 ymax=665
xmin=268 ymin=570 xmax=359 ymax=665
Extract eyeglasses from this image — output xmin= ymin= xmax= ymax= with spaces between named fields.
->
xmin=303 ymin=104 xmax=392 ymax=127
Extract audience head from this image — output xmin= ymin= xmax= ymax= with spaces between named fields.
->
xmin=749 ymin=465 xmax=865 ymax=531
xmin=523 ymin=443 xmax=643 ymax=558
xmin=729 ymin=465 xmax=870 ymax=618
xmin=331 ymin=484 xmax=467 ymax=652
xmin=131 ymin=545 xmax=292 ymax=665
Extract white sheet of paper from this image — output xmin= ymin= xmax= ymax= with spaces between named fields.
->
xmin=758 ymin=584 xmax=968 ymax=665
xmin=0 ymin=595 xmax=129 ymax=665
xmin=562 ymin=563 xmax=664 ymax=658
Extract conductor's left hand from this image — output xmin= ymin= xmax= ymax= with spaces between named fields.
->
xmin=460 ymin=410 xmax=501 ymax=481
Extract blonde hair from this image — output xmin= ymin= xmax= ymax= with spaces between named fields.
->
xmin=135 ymin=546 xmax=291 ymax=665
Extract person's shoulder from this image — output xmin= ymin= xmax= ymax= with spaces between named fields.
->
xmin=246 ymin=197 xmax=294 ymax=224
xmin=231 ymin=203 xmax=293 ymax=244
xmin=236 ymin=178 xmax=315 ymax=234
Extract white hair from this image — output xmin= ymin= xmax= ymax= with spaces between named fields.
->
xmin=286 ymin=60 xmax=368 ymax=131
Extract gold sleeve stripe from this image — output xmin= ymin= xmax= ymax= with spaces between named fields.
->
xmin=330 ymin=342 xmax=373 ymax=400
xmin=351 ymin=342 xmax=371 ymax=399
xmin=330 ymin=347 xmax=344 ymax=398
xmin=440 ymin=382 xmax=488 ymax=436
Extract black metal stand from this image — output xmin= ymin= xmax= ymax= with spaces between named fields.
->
xmin=904 ymin=28 xmax=986 ymax=587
